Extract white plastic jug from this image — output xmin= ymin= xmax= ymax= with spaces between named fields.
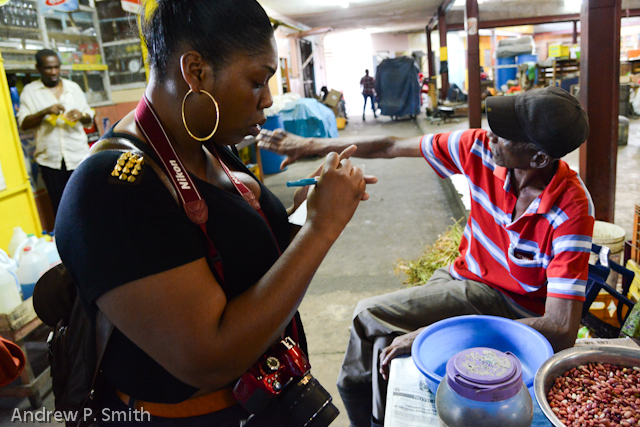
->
xmin=7 ymin=226 xmax=27 ymax=259
xmin=13 ymin=234 xmax=38 ymax=262
xmin=0 ymin=249 xmax=20 ymax=295
xmin=16 ymin=247 xmax=49 ymax=300
xmin=34 ymin=237 xmax=61 ymax=266
xmin=0 ymin=267 xmax=22 ymax=314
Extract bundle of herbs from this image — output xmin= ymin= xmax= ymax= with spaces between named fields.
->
xmin=395 ymin=219 xmax=464 ymax=287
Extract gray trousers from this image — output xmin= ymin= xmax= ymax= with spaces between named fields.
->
xmin=337 ymin=267 xmax=518 ymax=426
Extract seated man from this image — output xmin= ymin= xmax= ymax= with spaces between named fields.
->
xmin=258 ymin=86 xmax=595 ymax=427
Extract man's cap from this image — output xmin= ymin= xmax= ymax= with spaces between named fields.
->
xmin=485 ymin=86 xmax=589 ymax=159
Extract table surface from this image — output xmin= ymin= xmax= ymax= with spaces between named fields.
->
xmin=386 ymin=356 xmax=553 ymax=427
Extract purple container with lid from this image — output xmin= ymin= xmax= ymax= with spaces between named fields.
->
xmin=446 ymin=347 xmax=523 ymax=402
xmin=436 ymin=347 xmax=533 ymax=427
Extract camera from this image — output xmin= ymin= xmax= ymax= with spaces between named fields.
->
xmin=233 ymin=336 xmax=339 ymax=427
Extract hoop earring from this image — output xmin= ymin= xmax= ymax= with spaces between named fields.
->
xmin=181 ymin=89 xmax=220 ymax=141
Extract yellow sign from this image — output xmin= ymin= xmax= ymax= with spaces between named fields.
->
xmin=0 ymin=0 xmax=11 ymax=5
xmin=71 ymin=64 xmax=108 ymax=71
xmin=440 ymin=47 xmax=448 ymax=62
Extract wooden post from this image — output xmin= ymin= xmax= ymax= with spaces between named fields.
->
xmin=579 ymin=0 xmax=621 ymax=222
xmin=465 ymin=0 xmax=481 ymax=128
xmin=573 ymin=20 xmax=578 ymax=44
xmin=439 ymin=6 xmax=449 ymax=100
xmin=426 ymin=26 xmax=435 ymax=79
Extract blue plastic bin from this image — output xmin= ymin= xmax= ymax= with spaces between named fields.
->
xmin=260 ymin=115 xmax=287 ymax=175
xmin=411 ymin=315 xmax=553 ymax=395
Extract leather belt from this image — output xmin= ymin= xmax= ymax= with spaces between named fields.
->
xmin=117 ymin=387 xmax=237 ymax=418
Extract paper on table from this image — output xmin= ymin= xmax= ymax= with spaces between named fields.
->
xmin=574 ymin=337 xmax=640 ymax=348
xmin=288 ymin=199 xmax=308 ymax=226
xmin=384 ymin=356 xmax=440 ymax=427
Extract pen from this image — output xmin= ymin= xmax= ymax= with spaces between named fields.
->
xmin=286 ymin=177 xmax=319 ymax=187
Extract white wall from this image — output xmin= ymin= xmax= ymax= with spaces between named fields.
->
xmin=323 ymin=30 xmax=374 ymax=116
xmin=371 ymin=33 xmax=410 ymax=58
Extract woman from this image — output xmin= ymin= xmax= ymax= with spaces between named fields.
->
xmin=55 ymin=1 xmax=373 ymax=425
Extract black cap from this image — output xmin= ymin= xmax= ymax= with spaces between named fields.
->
xmin=486 ymin=86 xmax=589 ymax=159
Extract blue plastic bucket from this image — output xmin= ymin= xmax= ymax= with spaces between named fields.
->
xmin=21 ymin=283 xmax=36 ymax=300
xmin=411 ymin=315 xmax=553 ymax=395
xmin=259 ymin=115 xmax=287 ymax=175
xmin=496 ymin=56 xmax=517 ymax=90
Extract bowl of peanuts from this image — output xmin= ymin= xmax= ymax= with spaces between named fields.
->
xmin=534 ymin=345 xmax=640 ymax=427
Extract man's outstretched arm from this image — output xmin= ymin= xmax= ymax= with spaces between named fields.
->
xmin=257 ymin=129 xmax=423 ymax=169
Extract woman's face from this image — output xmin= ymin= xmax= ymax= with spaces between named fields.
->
xmin=207 ymin=38 xmax=278 ymax=145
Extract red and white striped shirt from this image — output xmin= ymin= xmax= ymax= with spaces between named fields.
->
xmin=421 ymin=129 xmax=595 ymax=316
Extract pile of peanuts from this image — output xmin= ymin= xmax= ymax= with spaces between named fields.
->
xmin=546 ymin=362 xmax=640 ymax=426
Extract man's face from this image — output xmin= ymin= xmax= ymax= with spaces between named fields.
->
xmin=37 ymin=55 xmax=61 ymax=88
xmin=487 ymin=130 xmax=538 ymax=169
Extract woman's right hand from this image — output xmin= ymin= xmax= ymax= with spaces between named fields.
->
xmin=305 ymin=151 xmax=366 ymax=240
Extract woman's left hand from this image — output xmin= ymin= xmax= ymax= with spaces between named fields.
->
xmin=290 ymin=145 xmax=377 ymax=214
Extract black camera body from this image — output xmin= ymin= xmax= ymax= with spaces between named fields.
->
xmin=233 ymin=337 xmax=339 ymax=427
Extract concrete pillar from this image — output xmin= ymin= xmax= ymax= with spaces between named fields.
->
xmin=438 ymin=6 xmax=449 ymax=100
xmin=465 ymin=0 xmax=481 ymax=128
xmin=579 ymin=0 xmax=621 ymax=222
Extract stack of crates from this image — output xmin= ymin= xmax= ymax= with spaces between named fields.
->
xmin=625 ymin=204 xmax=640 ymax=302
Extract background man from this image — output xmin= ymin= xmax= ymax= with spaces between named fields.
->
xmin=258 ymin=86 xmax=595 ymax=427
xmin=17 ymin=49 xmax=94 ymax=216
xmin=360 ymin=69 xmax=376 ymax=121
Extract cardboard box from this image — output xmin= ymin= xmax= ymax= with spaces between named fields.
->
xmin=628 ymin=49 xmax=640 ymax=60
xmin=324 ymin=89 xmax=342 ymax=108
xmin=548 ymin=44 xmax=570 ymax=58
xmin=621 ymin=75 xmax=632 ymax=83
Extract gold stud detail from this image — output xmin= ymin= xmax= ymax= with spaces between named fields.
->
xmin=122 ymin=167 xmax=130 ymax=174
xmin=111 ymin=169 xmax=119 ymax=177
xmin=134 ymin=163 xmax=141 ymax=171
xmin=119 ymin=174 xmax=128 ymax=181
xmin=131 ymin=169 xmax=139 ymax=176
xmin=115 ymin=164 xmax=122 ymax=172
xmin=117 ymin=158 xmax=125 ymax=166
xmin=136 ymin=157 xmax=144 ymax=165
xmin=127 ymin=175 xmax=136 ymax=183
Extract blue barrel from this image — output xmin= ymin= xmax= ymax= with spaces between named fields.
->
xmin=496 ymin=57 xmax=517 ymax=91
xmin=259 ymin=115 xmax=288 ymax=175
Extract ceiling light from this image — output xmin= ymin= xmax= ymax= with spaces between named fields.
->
xmin=324 ymin=0 xmax=349 ymax=7
xmin=564 ymin=0 xmax=582 ymax=10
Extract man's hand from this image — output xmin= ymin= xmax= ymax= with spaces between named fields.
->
xmin=64 ymin=109 xmax=83 ymax=122
xmin=47 ymin=104 xmax=65 ymax=115
xmin=379 ymin=328 xmax=425 ymax=380
xmin=257 ymin=129 xmax=314 ymax=170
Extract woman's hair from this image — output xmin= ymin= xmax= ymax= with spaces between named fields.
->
xmin=141 ymin=0 xmax=274 ymax=81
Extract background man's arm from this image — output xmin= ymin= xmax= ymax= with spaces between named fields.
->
xmin=517 ymin=297 xmax=582 ymax=352
xmin=258 ymin=130 xmax=423 ymax=169
xmin=21 ymin=104 xmax=64 ymax=130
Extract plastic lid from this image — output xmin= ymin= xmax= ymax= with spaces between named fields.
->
xmin=446 ymin=347 xmax=523 ymax=402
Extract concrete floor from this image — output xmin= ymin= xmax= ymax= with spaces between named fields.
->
xmin=1 ymin=110 xmax=638 ymax=427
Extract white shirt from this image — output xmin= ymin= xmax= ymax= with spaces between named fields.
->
xmin=17 ymin=78 xmax=94 ymax=170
